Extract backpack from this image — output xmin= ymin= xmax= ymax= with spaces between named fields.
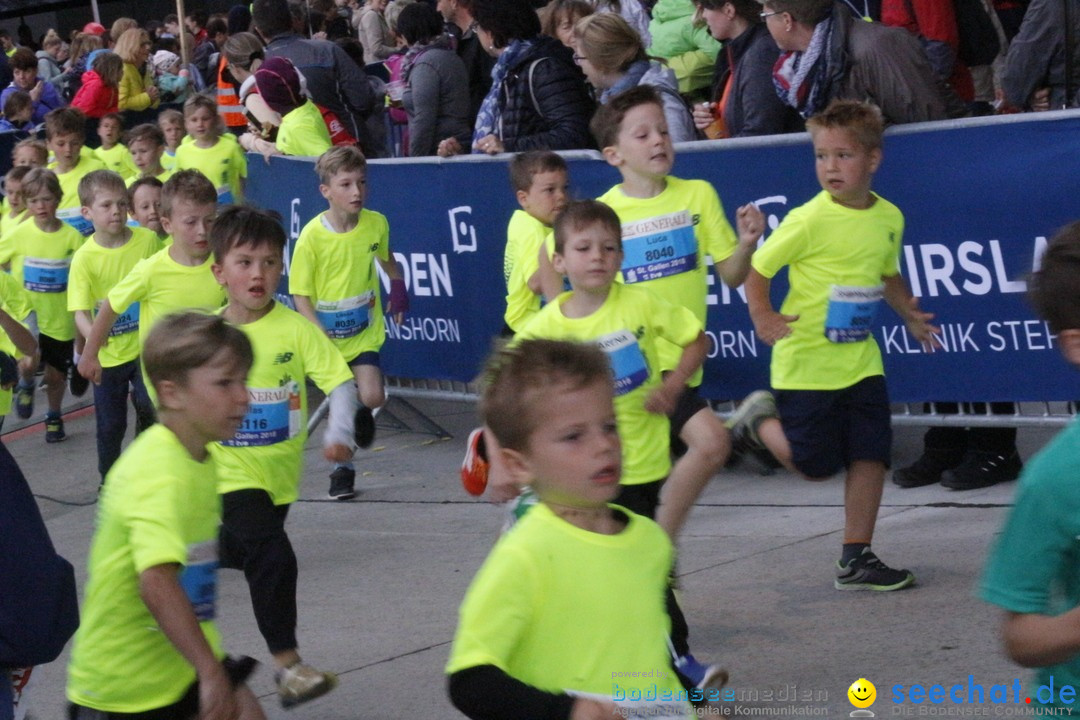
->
xmin=954 ymin=0 xmax=1001 ymax=67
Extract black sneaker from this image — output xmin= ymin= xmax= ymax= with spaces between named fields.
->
xmin=892 ymin=447 xmax=965 ymax=488
xmin=354 ymin=406 xmax=375 ymax=449
xmin=69 ymin=366 xmax=89 ymax=397
xmin=328 ymin=466 xmax=357 ymax=500
xmin=940 ymin=450 xmax=1022 ymax=491
xmin=835 ymin=548 xmax=915 ymax=591
xmin=45 ymin=415 xmax=66 ymax=443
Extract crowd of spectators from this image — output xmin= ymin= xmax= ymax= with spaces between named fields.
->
xmin=0 ymin=0 xmax=1070 ymax=160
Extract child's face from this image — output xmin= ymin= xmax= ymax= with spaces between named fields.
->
xmin=212 ymin=241 xmax=284 ymax=314
xmin=505 ymin=378 xmax=621 ymax=508
xmin=26 ymin=188 xmax=59 ymax=225
xmin=129 ymin=138 xmax=164 ymax=172
xmin=5 ymin=179 xmax=22 ymax=211
xmin=82 ymin=186 xmax=129 ymax=236
xmin=11 ymin=66 xmax=37 ymax=91
xmin=811 ymin=127 xmax=881 ymax=207
xmin=12 ymin=145 xmax=43 ymax=167
xmin=160 ymin=119 xmax=184 ymax=148
xmin=604 ymin=103 xmax=674 ymax=183
xmin=98 ymin=117 xmax=122 ymax=147
xmin=161 ymin=348 xmax=250 ymax=443
xmin=161 ymin=198 xmax=216 ymax=259
xmin=48 ymin=132 xmax=83 ymax=168
xmin=319 ymin=169 xmax=367 ymax=215
xmin=130 ymin=184 xmax=163 ymax=234
xmin=552 ymin=220 xmax=622 ymax=293
xmin=9 ymin=107 xmax=31 ymax=125
xmin=185 ymin=106 xmax=216 ymax=141
xmin=517 ymin=169 xmax=569 ymax=226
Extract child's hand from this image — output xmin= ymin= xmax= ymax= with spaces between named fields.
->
xmin=752 ymin=309 xmax=799 ymax=346
xmin=570 ymin=697 xmax=623 ymax=720
xmin=901 ymin=296 xmax=941 ymax=351
xmin=474 ymin=134 xmax=504 ymax=155
xmin=197 ymin=664 xmax=236 ymax=720
xmin=736 ymin=203 xmax=765 ymax=247
xmin=437 ymin=137 xmax=463 ymax=157
xmin=29 ymin=80 xmax=43 ymax=103
xmin=386 ymin=277 xmax=408 ymax=324
xmin=692 ymin=101 xmax=715 ymax=131
xmin=323 ymin=442 xmax=353 ymax=463
xmin=645 ymin=382 xmax=680 ymax=416
xmin=78 ymin=354 xmax=103 ymax=385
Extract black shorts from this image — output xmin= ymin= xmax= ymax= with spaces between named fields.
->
xmin=614 ymin=479 xmax=665 ymax=520
xmin=39 ymin=333 xmax=73 ymax=374
xmin=668 ymin=386 xmax=709 ymax=457
xmin=775 ymin=375 xmax=892 ymax=479
xmin=347 ymin=351 xmax=381 ymax=368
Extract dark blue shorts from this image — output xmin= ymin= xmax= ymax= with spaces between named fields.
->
xmin=347 ymin=351 xmax=381 ymax=368
xmin=776 ymin=375 xmax=892 ymax=479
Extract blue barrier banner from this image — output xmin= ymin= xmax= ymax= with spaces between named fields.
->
xmin=245 ymin=112 xmax=1080 ymax=402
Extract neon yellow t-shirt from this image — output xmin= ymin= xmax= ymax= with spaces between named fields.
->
xmin=67 ymin=424 xmax=224 ymax=713
xmin=126 ymin=167 xmax=174 ymax=188
xmin=447 ymin=503 xmax=691 ymax=716
xmin=0 ymin=220 xmax=83 ymax=341
xmin=516 ymin=283 xmax=700 ymax=485
xmin=0 ymin=208 xmax=29 ymax=256
xmin=0 ymin=272 xmax=33 ymax=415
xmin=107 ymin=247 xmax=226 ymax=349
xmin=68 ymin=227 xmax=162 ymax=368
xmin=52 ymin=155 xmax=107 ymax=236
xmin=598 ymin=177 xmax=736 ymax=385
xmin=94 ymin=144 xmax=139 ymax=180
xmin=503 ymin=209 xmax=549 ymax=333
xmin=751 ymin=191 xmax=903 ymax=391
xmin=210 ymin=302 xmax=353 ymax=505
xmin=289 ymin=211 xmax=391 ymax=361
xmin=276 ymin=100 xmax=332 ymax=157
xmin=174 ymin=135 xmax=247 ymax=205
xmin=162 ymin=149 xmax=176 ymax=170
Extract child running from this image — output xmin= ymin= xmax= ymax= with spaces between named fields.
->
xmin=93 ymin=112 xmax=138 ymax=181
xmin=289 ymin=145 xmax=409 ymax=500
xmin=175 ymin=93 xmax=247 ymax=205
xmin=210 ymin=205 xmax=365 ymax=707
xmin=158 ymin=108 xmax=185 ymax=171
xmin=128 ymin=177 xmax=167 ymax=240
xmin=126 ymin=123 xmax=173 ymax=184
xmin=65 ymin=311 xmax=265 ymax=720
xmin=0 ymin=269 xmax=35 ymax=435
xmin=45 ymin=108 xmax=106 ymax=237
xmin=447 ymin=338 xmax=694 ymax=720
xmin=729 ymin=99 xmax=937 ymax=591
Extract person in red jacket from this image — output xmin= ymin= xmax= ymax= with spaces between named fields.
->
xmin=70 ymin=51 xmax=123 ymax=118
xmin=881 ymin=0 xmax=975 ymax=102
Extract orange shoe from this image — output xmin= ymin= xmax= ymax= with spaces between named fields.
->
xmin=461 ymin=427 xmax=489 ymax=496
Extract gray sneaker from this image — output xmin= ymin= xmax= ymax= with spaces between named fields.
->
xmin=835 ymin=548 xmax=915 ymax=592
xmin=725 ymin=390 xmax=778 ymax=451
xmin=277 ymin=662 xmax=338 ymax=708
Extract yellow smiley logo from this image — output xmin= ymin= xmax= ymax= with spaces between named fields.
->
xmin=848 ymin=678 xmax=877 ymax=709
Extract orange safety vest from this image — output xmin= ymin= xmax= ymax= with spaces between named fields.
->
xmin=217 ymin=55 xmax=247 ymax=129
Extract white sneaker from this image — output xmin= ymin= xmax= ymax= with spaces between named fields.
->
xmin=276 ymin=662 xmax=338 ymax=708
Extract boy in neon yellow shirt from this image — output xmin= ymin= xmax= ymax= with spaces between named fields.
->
xmin=0 ymin=272 xmax=35 ymax=433
xmin=128 ymin=177 xmax=167 ymax=241
xmin=11 ymin=138 xmax=47 ymax=169
xmin=126 ymin=123 xmax=174 ymax=186
xmin=68 ymin=170 xmax=161 ymax=481
xmin=290 ymin=146 xmax=409 ymax=500
xmin=78 ymin=170 xmax=225 ymax=386
xmin=447 ymin=338 xmax=694 ymax=720
xmin=158 ymin=109 xmax=185 ymax=171
xmin=175 ymin=94 xmax=247 ymax=205
xmin=0 ymin=165 xmax=30 ymax=252
xmin=0 ymin=168 xmax=84 ymax=442
xmin=503 ymin=151 xmax=568 ymax=335
xmin=45 ymin=108 xmax=106 ymax=237
xmin=66 ymin=312 xmax=265 ymax=720
xmin=732 ymin=100 xmax=938 ymax=591
xmin=93 ymin=113 xmax=138 ymax=181
xmin=210 ymin=205 xmax=365 ymax=707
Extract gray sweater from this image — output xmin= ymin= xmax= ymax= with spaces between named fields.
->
xmin=402 ymin=45 xmax=472 ymax=156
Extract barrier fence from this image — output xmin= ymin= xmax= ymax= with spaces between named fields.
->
xmin=247 ymin=109 xmax=1080 ymax=428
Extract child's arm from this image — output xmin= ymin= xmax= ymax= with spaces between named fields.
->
xmin=78 ymin=300 xmax=118 ymax=384
xmin=536 ymin=242 xmax=564 ymax=303
xmin=1001 ymin=609 xmax=1080 ymax=668
xmin=291 ymin=295 xmax=326 ymax=335
xmin=883 ymin=273 xmax=940 ymax=349
xmin=73 ymin=309 xmax=95 ymax=342
xmin=376 ymin=256 xmax=408 ymax=324
xmin=713 ymin=203 xmax=766 ymax=288
xmin=0 ymin=306 xmax=35 ymax=357
xmin=139 ymin=564 xmax=236 ymax=720
xmin=645 ymin=331 xmax=707 ymax=415
xmin=746 ymin=268 xmax=798 ymax=346
xmin=449 ymin=666 xmax=620 ymax=720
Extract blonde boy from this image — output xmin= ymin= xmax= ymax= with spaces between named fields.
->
xmin=158 ymin=108 xmax=185 ymax=170
xmin=68 ymin=169 xmax=161 ymax=480
xmin=126 ymin=123 xmax=173 ymax=185
xmin=289 ymin=145 xmax=409 ymax=500
xmin=731 ymin=99 xmax=937 ymax=591
xmin=45 ymin=108 xmax=106 ymax=237
xmin=128 ymin=177 xmax=166 ymax=239
xmin=11 ymin=138 xmax=47 ymax=168
xmin=93 ymin=113 xmax=138 ymax=181
xmin=174 ymin=94 xmax=246 ymax=205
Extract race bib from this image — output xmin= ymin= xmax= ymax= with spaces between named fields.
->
xmin=597 ymin=329 xmax=649 ymax=397
xmin=222 ymin=382 xmax=301 ymax=447
xmin=22 ymin=256 xmax=70 ymax=293
xmin=217 ymin=186 xmax=234 ymax=205
xmin=104 ymin=300 xmax=139 ymax=336
xmin=824 ymin=285 xmax=883 ymax=343
xmin=179 ymin=539 xmax=218 ymax=621
xmin=315 ymin=293 xmax=373 ymax=339
xmin=56 ymin=207 xmax=94 ymax=236
xmin=620 ymin=211 xmax=698 ymax=284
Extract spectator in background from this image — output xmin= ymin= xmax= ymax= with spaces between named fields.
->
xmin=881 ymin=0 xmax=975 ymax=105
xmin=441 ymin=0 xmax=594 ymax=155
xmin=1 ymin=49 xmax=65 ymax=125
xmin=226 ymin=32 xmax=283 ymax=145
xmin=162 ymin=14 xmax=181 ymax=38
xmin=572 ymin=13 xmax=698 ymax=142
xmin=228 ymin=4 xmax=253 ymax=35
xmin=70 ymin=51 xmax=123 ymax=118
xmin=691 ymin=0 xmax=803 ymax=137
xmin=115 ymin=28 xmax=161 ymax=112
xmin=253 ymin=0 xmax=385 ymax=156
xmin=186 ymin=10 xmax=210 ymax=46
xmin=109 ymin=18 xmax=139 ymax=50
xmin=398 ymin=2 xmax=471 ymax=156
xmin=0 ymin=91 xmax=34 ymax=132
xmin=761 ymin=0 xmax=955 ymax=124
xmin=355 ymin=0 xmax=401 ymax=63
xmin=648 ymin=0 xmax=722 ymax=97
xmin=437 ymin=0 xmax=495 ymax=128
xmin=151 ymin=50 xmax=191 ymax=105
xmin=193 ymin=16 xmax=229 ymax=88
xmin=1001 ymin=0 xmax=1080 ymax=111
xmin=55 ymin=32 xmax=102 ymax=102
xmin=251 ymin=56 xmax=334 ymax=156
xmin=541 ymin=0 xmax=594 ymax=48
xmin=596 ymin=0 xmax=654 ymax=46
xmin=35 ymin=35 xmax=66 ymax=85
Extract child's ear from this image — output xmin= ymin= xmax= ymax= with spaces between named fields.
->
xmin=551 ymin=252 xmax=566 ymax=275
xmin=155 ymin=379 xmax=181 ymax=411
xmin=601 ymin=145 xmax=623 ymax=167
xmin=499 ymin=447 xmax=534 ymax=486
xmin=515 ymin=189 xmax=529 ymax=207
xmin=211 ymin=261 xmax=227 ymax=286
xmin=318 ymin=183 xmax=331 ymax=201
xmin=159 ymin=214 xmax=173 ymax=235
xmin=80 ymin=206 xmax=92 ymax=222
xmin=1059 ymin=329 xmax=1080 ymax=366
xmin=869 ymin=147 xmax=883 ymax=174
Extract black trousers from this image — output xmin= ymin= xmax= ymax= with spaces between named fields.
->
xmin=922 ymin=402 xmax=1018 ymax=455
